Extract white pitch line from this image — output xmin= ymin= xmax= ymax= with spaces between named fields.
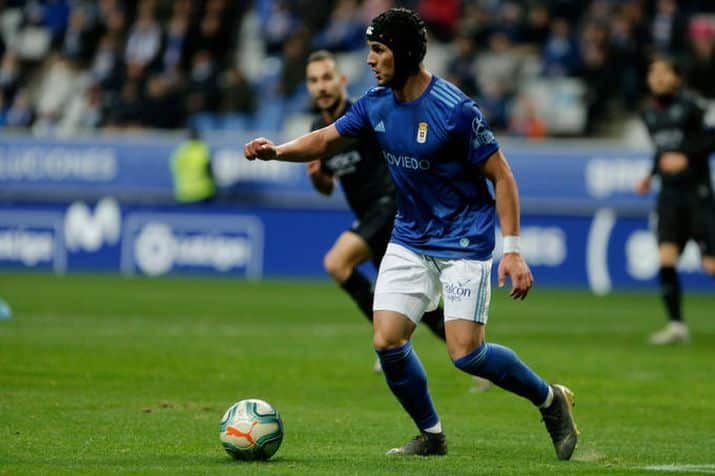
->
xmin=642 ymin=464 xmax=715 ymax=474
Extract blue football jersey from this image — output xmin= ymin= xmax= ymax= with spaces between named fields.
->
xmin=335 ymin=76 xmax=500 ymax=260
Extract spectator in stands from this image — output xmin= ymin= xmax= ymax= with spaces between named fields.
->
xmin=586 ymin=0 xmax=613 ymax=24
xmin=279 ymin=28 xmax=310 ymax=98
xmin=219 ymin=65 xmax=257 ymax=115
xmin=4 ymin=89 xmax=33 ymax=128
xmin=0 ymin=98 xmax=6 ymax=128
xmin=124 ymin=2 xmax=161 ymax=77
xmin=610 ymin=13 xmax=641 ymax=111
xmin=89 ymin=33 xmax=122 ymax=90
xmin=186 ymin=10 xmax=228 ymax=62
xmin=185 ymin=50 xmax=220 ymax=116
xmin=263 ymin=0 xmax=299 ymax=56
xmin=475 ymin=31 xmax=520 ymax=96
xmin=97 ymin=1 xmax=126 ymax=38
xmin=61 ymin=5 xmax=95 ymax=63
xmin=161 ymin=7 xmax=189 ymax=74
xmin=579 ymin=21 xmax=615 ymax=132
xmin=651 ymin=0 xmax=687 ymax=56
xmin=497 ymin=2 xmax=523 ymax=44
xmin=445 ymin=30 xmax=479 ymax=99
xmin=509 ymin=94 xmax=547 ymax=139
xmin=24 ymin=0 xmax=70 ymax=45
xmin=542 ymin=17 xmax=580 ymax=77
xmin=312 ymin=0 xmax=366 ymax=52
xmin=458 ymin=2 xmax=491 ymax=48
xmin=522 ymin=4 xmax=550 ymax=47
xmin=34 ymin=54 xmax=87 ymax=131
xmin=685 ymin=17 xmax=715 ymax=98
xmin=0 ymin=0 xmax=711 ymax=137
xmin=142 ymin=74 xmax=184 ymax=129
xmin=417 ymin=0 xmax=460 ymax=42
xmin=105 ymin=79 xmax=142 ymax=128
xmin=57 ymin=83 xmax=103 ymax=134
xmin=477 ymin=79 xmax=509 ymax=131
xmin=0 ymin=52 xmax=21 ymax=105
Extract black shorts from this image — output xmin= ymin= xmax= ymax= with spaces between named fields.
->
xmin=657 ymin=194 xmax=715 ymax=256
xmin=350 ymin=197 xmax=396 ymax=269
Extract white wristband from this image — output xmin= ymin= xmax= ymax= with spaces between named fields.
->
xmin=503 ymin=236 xmax=520 ymax=254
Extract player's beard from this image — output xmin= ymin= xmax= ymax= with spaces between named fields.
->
xmin=320 ymin=95 xmax=343 ymax=118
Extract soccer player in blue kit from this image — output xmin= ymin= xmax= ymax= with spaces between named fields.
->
xmin=245 ymin=8 xmax=578 ymax=460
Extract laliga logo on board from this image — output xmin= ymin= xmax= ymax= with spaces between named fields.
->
xmin=0 ymin=229 xmax=54 ymax=266
xmin=133 ymin=222 xmax=255 ymax=276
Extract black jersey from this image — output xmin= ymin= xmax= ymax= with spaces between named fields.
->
xmin=642 ymin=91 xmax=715 ymax=199
xmin=310 ymin=100 xmax=395 ymax=218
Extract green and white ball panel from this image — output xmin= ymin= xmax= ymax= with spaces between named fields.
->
xmin=219 ymin=399 xmax=284 ymax=461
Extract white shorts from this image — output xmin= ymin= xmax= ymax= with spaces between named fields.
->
xmin=373 ymin=243 xmax=492 ymax=325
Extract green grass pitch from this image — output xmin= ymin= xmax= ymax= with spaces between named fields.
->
xmin=1 ymin=272 xmax=714 ymax=475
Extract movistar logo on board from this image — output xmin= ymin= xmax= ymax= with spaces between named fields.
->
xmin=374 ymin=121 xmax=385 ymax=132
xmin=383 ymin=151 xmax=430 ymax=170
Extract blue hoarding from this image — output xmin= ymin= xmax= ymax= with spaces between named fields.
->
xmin=0 ymin=199 xmax=711 ymax=292
xmin=2 ymin=134 xmax=713 ymax=213
xmin=1 ymin=134 xmax=713 ymax=291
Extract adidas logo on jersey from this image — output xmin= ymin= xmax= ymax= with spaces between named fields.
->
xmin=374 ymin=121 xmax=385 ymax=132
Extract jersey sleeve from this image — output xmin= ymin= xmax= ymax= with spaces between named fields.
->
xmin=683 ymin=95 xmax=715 ymax=159
xmin=335 ymin=95 xmax=370 ymax=138
xmin=456 ymin=101 xmax=500 ymax=166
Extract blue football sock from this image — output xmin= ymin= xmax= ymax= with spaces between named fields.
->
xmin=376 ymin=341 xmax=440 ymax=431
xmin=453 ymin=342 xmax=549 ymax=406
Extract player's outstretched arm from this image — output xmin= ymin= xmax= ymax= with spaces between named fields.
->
xmin=481 ymin=149 xmax=534 ymax=300
xmin=244 ymin=124 xmax=351 ymax=163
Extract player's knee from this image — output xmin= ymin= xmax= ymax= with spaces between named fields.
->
xmin=702 ymin=258 xmax=715 ymax=276
xmin=372 ymin=329 xmax=407 ymax=351
xmin=323 ymin=252 xmax=351 ymax=283
xmin=445 ymin=324 xmax=484 ymax=360
xmin=658 ymin=245 xmax=679 ymax=267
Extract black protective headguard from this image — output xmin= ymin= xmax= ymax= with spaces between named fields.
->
xmin=366 ymin=8 xmax=427 ymax=88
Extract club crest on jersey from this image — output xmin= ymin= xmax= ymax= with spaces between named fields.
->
xmin=417 ymin=122 xmax=428 ymax=143
xmin=472 ymin=115 xmax=496 ymax=148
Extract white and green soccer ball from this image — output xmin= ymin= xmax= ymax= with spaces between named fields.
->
xmin=219 ymin=399 xmax=284 ymax=461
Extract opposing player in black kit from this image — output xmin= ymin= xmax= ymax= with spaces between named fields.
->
xmin=635 ymin=56 xmax=715 ymax=344
xmin=304 ymin=50 xmax=450 ymax=367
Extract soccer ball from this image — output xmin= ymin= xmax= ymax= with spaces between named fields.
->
xmin=219 ymin=399 xmax=284 ymax=461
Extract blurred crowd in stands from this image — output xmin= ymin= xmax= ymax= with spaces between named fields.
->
xmin=0 ymin=0 xmax=713 ymax=137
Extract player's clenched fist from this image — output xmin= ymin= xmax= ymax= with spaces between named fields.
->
xmin=244 ymin=138 xmax=278 ymax=161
